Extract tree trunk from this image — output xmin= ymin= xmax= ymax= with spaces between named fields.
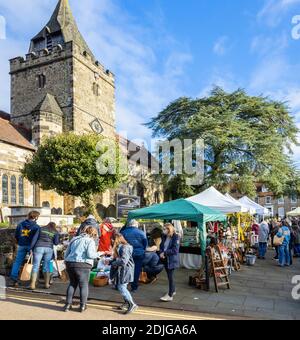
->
xmin=81 ymin=194 xmax=102 ymax=222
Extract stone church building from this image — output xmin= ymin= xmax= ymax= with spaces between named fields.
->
xmin=0 ymin=0 xmax=162 ymax=222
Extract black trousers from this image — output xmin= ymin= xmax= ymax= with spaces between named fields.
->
xmin=165 ymin=265 xmax=176 ymax=297
xmin=66 ymin=262 xmax=92 ymax=305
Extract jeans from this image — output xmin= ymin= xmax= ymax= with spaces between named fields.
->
xmin=32 ymin=247 xmax=54 ymax=273
xmin=279 ymin=244 xmax=290 ymax=267
xmin=10 ymin=245 xmax=31 ymax=281
xmin=165 ymin=265 xmax=176 ymax=297
xmin=294 ymin=244 xmax=300 ymax=256
xmin=117 ymin=284 xmax=134 ymax=305
xmin=143 ymin=252 xmax=164 ymax=279
xmin=259 ymin=242 xmax=267 ymax=258
xmin=66 ymin=263 xmax=91 ymax=305
xmin=131 ymin=255 xmax=144 ymax=291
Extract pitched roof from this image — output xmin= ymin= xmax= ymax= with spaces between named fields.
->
xmin=31 ymin=0 xmax=94 ymax=58
xmin=0 ymin=118 xmax=35 ymax=151
xmin=32 ymin=93 xmax=63 ymax=116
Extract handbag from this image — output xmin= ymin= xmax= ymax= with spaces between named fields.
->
xmin=20 ymin=254 xmax=33 ymax=281
xmin=273 ymin=235 xmax=285 ymax=246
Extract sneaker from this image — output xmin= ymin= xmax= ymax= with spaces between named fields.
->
xmin=125 ymin=303 xmax=138 ymax=314
xmin=116 ymin=302 xmax=130 ymax=311
xmin=160 ymin=294 xmax=173 ymax=302
xmin=8 ymin=278 xmax=19 ymax=288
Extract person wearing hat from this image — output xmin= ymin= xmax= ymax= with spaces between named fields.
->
xmin=121 ymin=219 xmax=148 ymax=292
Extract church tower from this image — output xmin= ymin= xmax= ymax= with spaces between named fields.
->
xmin=10 ymin=0 xmax=116 ymax=140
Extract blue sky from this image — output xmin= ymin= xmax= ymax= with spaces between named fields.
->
xmin=0 ymin=0 xmax=300 ymax=161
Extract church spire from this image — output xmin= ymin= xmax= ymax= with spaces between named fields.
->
xmin=29 ymin=0 xmax=94 ymax=58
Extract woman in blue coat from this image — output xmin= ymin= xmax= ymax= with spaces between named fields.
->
xmin=159 ymin=223 xmax=180 ymax=302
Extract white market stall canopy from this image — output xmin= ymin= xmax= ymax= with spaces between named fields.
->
xmin=225 ymin=193 xmax=254 ymax=214
xmin=238 ymin=196 xmax=269 ymax=216
xmin=287 ymin=207 xmax=300 ymax=217
xmin=186 ymin=186 xmax=248 ymax=214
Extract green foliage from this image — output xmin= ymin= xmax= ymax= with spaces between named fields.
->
xmin=146 ymin=87 xmax=299 ymax=197
xmin=0 ymin=222 xmax=9 ymax=229
xmin=22 ymin=133 xmax=124 ymax=213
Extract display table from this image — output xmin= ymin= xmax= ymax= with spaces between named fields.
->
xmin=179 ymin=247 xmax=202 ymax=269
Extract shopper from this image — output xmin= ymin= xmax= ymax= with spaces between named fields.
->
xmin=109 ymin=233 xmax=138 ymax=314
xmin=98 ymin=218 xmax=116 ymax=253
xmin=272 ymin=222 xmax=280 ymax=260
xmin=143 ymin=228 xmax=164 ymax=284
xmin=76 ymin=214 xmax=100 ymax=241
xmin=10 ymin=211 xmax=40 ymax=287
xmin=30 ymin=222 xmax=60 ymax=290
xmin=292 ymin=224 xmax=300 ymax=257
xmin=276 ymin=221 xmax=291 ymax=267
xmin=121 ymin=219 xmax=148 ymax=292
xmin=258 ymin=221 xmax=269 ymax=259
xmin=159 ymin=223 xmax=180 ymax=302
xmin=64 ymin=227 xmax=101 ymax=313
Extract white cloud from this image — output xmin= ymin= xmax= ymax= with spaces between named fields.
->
xmin=213 ymin=36 xmax=230 ymax=56
xmin=257 ymin=0 xmax=300 ymax=27
xmin=0 ymin=0 xmax=193 ymax=144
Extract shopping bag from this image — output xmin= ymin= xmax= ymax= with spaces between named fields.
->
xmin=273 ymin=235 xmax=285 ymax=246
xmin=139 ymin=271 xmax=148 ymax=284
xmin=20 ymin=254 xmax=33 ymax=281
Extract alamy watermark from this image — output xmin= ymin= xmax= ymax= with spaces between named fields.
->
xmin=0 ymin=15 xmax=6 ymax=40
xmin=292 ymin=15 xmax=300 ymax=40
xmin=291 ymin=275 xmax=300 ymax=300
xmin=0 ymin=275 xmax=6 ymax=300
xmin=96 ymin=135 xmax=205 ymax=186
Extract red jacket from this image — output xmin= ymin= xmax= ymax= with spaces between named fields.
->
xmin=98 ymin=223 xmax=116 ymax=252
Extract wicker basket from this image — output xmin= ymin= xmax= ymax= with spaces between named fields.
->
xmin=93 ymin=276 xmax=109 ymax=287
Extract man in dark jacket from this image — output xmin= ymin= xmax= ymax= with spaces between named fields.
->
xmin=10 ymin=211 xmax=40 ymax=286
xmin=121 ymin=219 xmax=148 ymax=292
xmin=76 ymin=214 xmax=101 ymax=245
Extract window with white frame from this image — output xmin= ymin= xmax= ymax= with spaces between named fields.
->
xmin=278 ymin=197 xmax=284 ymax=205
xmin=290 ymin=194 xmax=297 ymax=204
xmin=265 ymin=196 xmax=272 ymax=205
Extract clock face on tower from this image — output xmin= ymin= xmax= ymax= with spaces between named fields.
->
xmin=90 ymin=119 xmax=104 ymax=134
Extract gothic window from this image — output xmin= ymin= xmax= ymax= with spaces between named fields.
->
xmin=2 ymin=175 xmax=8 ymax=204
xmin=11 ymin=176 xmax=17 ymax=205
xmin=42 ymin=201 xmax=50 ymax=208
xmin=37 ymin=74 xmax=46 ymax=89
xmin=46 ymin=35 xmax=53 ymax=51
xmin=93 ymin=82 xmax=100 ymax=96
xmin=155 ymin=191 xmax=160 ymax=204
xmin=19 ymin=177 xmax=24 ymax=206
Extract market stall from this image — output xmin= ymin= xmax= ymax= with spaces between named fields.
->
xmin=238 ymin=196 xmax=269 ymax=216
xmin=287 ymin=207 xmax=300 ymax=217
xmin=128 ymin=199 xmax=227 ymax=265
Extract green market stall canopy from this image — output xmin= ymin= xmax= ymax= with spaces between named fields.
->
xmin=128 ymin=199 xmax=226 ymax=256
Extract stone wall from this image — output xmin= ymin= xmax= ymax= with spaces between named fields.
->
xmin=72 ymin=45 xmax=116 ymax=138
xmin=10 ymin=43 xmax=74 ymax=131
xmin=0 ymin=141 xmax=34 ymax=208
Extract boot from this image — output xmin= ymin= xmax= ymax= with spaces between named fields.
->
xmin=79 ymin=304 xmax=87 ymax=313
xmin=44 ymin=273 xmax=51 ymax=289
xmin=29 ymin=273 xmax=38 ymax=290
xmin=63 ymin=304 xmax=72 ymax=312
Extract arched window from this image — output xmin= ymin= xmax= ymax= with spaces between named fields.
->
xmin=11 ymin=176 xmax=17 ymax=205
xmin=37 ymin=74 xmax=46 ymax=89
xmin=2 ymin=175 xmax=8 ymax=204
xmin=19 ymin=177 xmax=24 ymax=205
xmin=93 ymin=82 xmax=100 ymax=96
xmin=155 ymin=191 xmax=160 ymax=204
xmin=42 ymin=201 xmax=50 ymax=208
